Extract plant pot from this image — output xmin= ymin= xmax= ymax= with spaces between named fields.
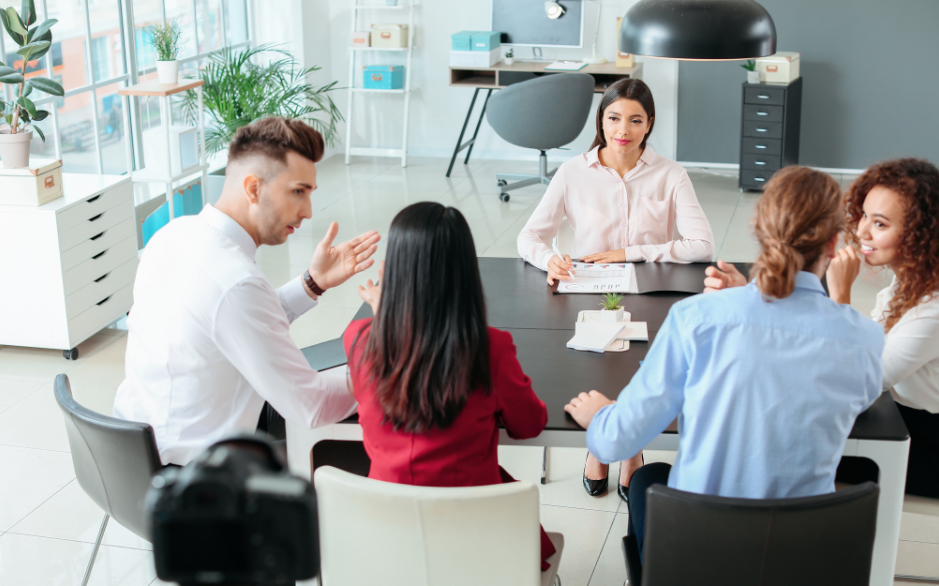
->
xmin=504 ymin=57 xmax=514 ymax=65
xmin=157 ymin=60 xmax=179 ymax=84
xmin=0 ymin=128 xmax=33 ymax=169
xmin=599 ymin=307 xmax=624 ymax=323
xmin=747 ymin=70 xmax=761 ymax=84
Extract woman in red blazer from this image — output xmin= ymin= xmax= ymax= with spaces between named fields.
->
xmin=343 ymin=202 xmax=556 ymax=571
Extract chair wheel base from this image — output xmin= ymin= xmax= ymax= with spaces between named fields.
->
xmin=499 ymin=193 xmax=510 ymax=202
xmin=63 ymin=348 xmax=79 ymax=360
xmin=497 ymin=179 xmax=507 ymax=187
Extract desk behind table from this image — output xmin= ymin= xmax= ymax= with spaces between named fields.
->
xmin=289 ymin=257 xmax=909 ymax=586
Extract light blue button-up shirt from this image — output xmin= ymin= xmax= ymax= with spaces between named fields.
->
xmin=587 ymin=272 xmax=885 ymax=499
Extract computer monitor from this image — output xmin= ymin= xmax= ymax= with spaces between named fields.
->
xmin=490 ymin=0 xmax=584 ymax=49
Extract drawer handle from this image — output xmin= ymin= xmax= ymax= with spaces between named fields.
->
xmin=94 ymin=272 xmax=110 ymax=283
xmin=87 ymin=195 xmax=101 ymax=203
xmin=756 ymin=127 xmax=768 ymax=132
xmin=755 ymin=161 xmax=766 ymax=166
xmin=90 ymin=231 xmax=105 ymax=241
xmin=88 ymin=213 xmax=103 ymax=222
xmin=755 ymin=145 xmax=768 ymax=149
xmin=96 ymin=296 xmax=112 ymax=306
xmin=757 ymin=111 xmax=769 ymax=116
xmin=758 ymin=94 xmax=770 ymax=99
xmin=755 ymin=177 xmax=766 ymax=182
xmin=92 ymin=250 xmax=108 ymax=260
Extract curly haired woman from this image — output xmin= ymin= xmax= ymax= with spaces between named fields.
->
xmin=706 ymin=158 xmax=939 ymax=498
xmin=826 ymin=158 xmax=939 ymax=498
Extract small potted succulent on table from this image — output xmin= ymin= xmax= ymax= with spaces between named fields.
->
xmin=599 ymin=292 xmax=625 ymax=323
xmin=0 ymin=0 xmax=65 ymax=168
xmin=148 ymin=20 xmax=182 ymax=84
xmin=742 ymin=59 xmax=760 ymax=84
xmin=504 ymin=47 xmax=515 ymax=65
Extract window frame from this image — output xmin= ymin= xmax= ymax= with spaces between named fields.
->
xmin=0 ymin=0 xmax=253 ymax=175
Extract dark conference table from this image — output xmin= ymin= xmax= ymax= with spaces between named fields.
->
xmin=291 ymin=257 xmax=908 ymax=585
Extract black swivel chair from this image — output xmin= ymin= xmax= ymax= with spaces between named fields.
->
xmin=53 ymin=374 xmax=163 ymax=586
xmin=486 ymin=73 xmax=596 ymax=202
xmin=623 ymin=482 xmax=880 ymax=586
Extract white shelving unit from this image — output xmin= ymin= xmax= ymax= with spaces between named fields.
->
xmin=345 ymin=1 xmax=415 ymax=168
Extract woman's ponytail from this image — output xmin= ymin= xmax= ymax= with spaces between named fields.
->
xmin=750 ymin=167 xmax=844 ymax=301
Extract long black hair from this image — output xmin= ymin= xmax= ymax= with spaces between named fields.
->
xmin=590 ymin=78 xmax=656 ymax=151
xmin=357 ymin=202 xmax=490 ymax=433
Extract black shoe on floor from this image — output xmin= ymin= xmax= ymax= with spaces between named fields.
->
xmin=618 ymin=482 xmax=629 ymax=504
xmin=583 ymin=456 xmax=608 ymax=496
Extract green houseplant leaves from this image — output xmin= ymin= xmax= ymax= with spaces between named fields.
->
xmin=0 ymin=0 xmax=63 ymax=141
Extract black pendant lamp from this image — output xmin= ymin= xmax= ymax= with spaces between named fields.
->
xmin=619 ymin=0 xmax=777 ymax=60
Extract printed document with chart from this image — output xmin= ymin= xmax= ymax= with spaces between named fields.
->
xmin=556 ymin=263 xmax=639 ymax=294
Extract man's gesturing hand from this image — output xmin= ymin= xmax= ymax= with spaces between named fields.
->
xmin=308 ymin=222 xmax=381 ymax=290
xmin=703 ymin=260 xmax=747 ymax=293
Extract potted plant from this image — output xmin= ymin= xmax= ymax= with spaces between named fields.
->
xmin=180 ymin=44 xmax=343 ymax=157
xmin=599 ymin=292 xmax=625 ymax=322
xmin=504 ymin=48 xmax=514 ymax=65
xmin=0 ymin=1 xmax=64 ymax=168
xmin=742 ymin=59 xmax=760 ymax=84
xmin=147 ymin=20 xmax=182 ymax=84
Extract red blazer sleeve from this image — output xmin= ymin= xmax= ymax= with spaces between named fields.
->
xmin=489 ymin=328 xmax=548 ymax=440
xmin=343 ymin=318 xmax=373 ymax=379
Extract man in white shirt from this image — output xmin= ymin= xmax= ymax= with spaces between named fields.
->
xmin=113 ymin=117 xmax=380 ymax=466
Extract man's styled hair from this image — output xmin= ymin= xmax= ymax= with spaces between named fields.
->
xmin=227 ymin=117 xmax=325 ymax=168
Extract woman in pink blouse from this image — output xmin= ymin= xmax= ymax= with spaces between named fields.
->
xmin=516 ymin=79 xmax=714 ymax=502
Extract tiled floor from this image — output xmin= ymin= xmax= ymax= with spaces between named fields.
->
xmin=0 ymin=154 xmax=935 ymax=585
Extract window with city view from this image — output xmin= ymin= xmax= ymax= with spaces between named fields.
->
xmin=0 ymin=0 xmax=250 ymax=175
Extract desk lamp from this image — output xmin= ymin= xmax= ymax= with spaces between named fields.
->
xmin=619 ymin=0 xmax=776 ymax=60
xmin=545 ymin=0 xmax=608 ymax=64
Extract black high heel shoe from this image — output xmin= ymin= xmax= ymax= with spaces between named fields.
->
xmin=582 ymin=455 xmax=608 ymax=496
xmin=617 ymin=453 xmax=645 ymax=505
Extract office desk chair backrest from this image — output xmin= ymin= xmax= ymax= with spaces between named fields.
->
xmin=486 ymin=73 xmax=596 ymax=202
xmin=53 ymin=373 xmax=162 ymax=539
xmin=314 ymin=466 xmax=561 ymax=586
xmin=625 ymin=482 xmax=880 ymax=586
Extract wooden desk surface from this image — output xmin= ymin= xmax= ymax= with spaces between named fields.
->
xmin=449 ymin=61 xmax=643 ymax=92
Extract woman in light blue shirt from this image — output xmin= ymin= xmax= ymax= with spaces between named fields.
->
xmin=565 ymin=166 xmax=885 ymax=561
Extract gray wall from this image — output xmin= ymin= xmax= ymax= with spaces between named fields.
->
xmin=677 ymin=0 xmax=939 ymax=169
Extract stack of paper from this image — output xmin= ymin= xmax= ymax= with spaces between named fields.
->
xmin=557 ymin=263 xmax=638 ymax=294
xmin=566 ymin=321 xmax=626 ymax=353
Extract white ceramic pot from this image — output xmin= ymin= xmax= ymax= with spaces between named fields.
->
xmin=747 ymin=70 xmax=761 ymax=84
xmin=0 ymin=128 xmax=33 ymax=169
xmin=504 ymin=57 xmax=514 ymax=65
xmin=157 ymin=60 xmax=179 ymax=84
xmin=599 ymin=307 xmax=624 ymax=323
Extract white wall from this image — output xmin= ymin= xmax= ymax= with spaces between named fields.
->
xmin=295 ymin=0 xmax=679 ymax=163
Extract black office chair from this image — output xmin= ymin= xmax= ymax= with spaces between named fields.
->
xmin=622 ymin=482 xmax=880 ymax=586
xmin=486 ymin=73 xmax=596 ymax=202
xmin=53 ymin=374 xmax=162 ymax=586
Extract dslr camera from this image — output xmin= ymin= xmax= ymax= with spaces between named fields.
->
xmin=147 ymin=435 xmax=319 ymax=585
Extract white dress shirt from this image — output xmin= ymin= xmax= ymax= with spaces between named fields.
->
xmin=872 ymin=277 xmax=939 ymax=413
xmin=113 ymin=205 xmax=357 ymax=465
xmin=517 ymin=146 xmax=714 ymax=270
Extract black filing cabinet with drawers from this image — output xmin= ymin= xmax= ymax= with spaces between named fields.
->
xmin=739 ymin=77 xmax=802 ymax=191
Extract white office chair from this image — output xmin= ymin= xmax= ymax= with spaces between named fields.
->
xmin=314 ymin=466 xmax=564 ymax=586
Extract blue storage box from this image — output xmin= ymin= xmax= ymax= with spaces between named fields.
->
xmin=471 ymin=31 xmax=501 ymax=51
xmin=451 ymin=31 xmax=477 ymax=51
xmin=363 ymin=65 xmax=404 ymax=90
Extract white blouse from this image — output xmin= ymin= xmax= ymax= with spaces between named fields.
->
xmin=873 ymin=276 xmax=939 ymax=413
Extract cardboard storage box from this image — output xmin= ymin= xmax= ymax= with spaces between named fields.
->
xmin=471 ymin=31 xmax=501 ymax=51
xmin=363 ymin=65 xmax=405 ymax=90
xmin=371 ymin=24 xmax=408 ymax=48
xmin=451 ymin=30 xmax=477 ymax=51
xmin=450 ymin=48 xmax=500 ymax=67
xmin=756 ymin=51 xmax=800 ymax=83
xmin=351 ymin=31 xmax=369 ymax=47
xmin=0 ymin=158 xmax=63 ymax=206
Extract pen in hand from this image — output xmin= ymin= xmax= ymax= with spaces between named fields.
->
xmin=551 ymin=240 xmax=575 ymax=280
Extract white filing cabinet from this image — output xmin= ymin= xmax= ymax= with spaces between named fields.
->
xmin=0 ymin=173 xmax=137 ymax=359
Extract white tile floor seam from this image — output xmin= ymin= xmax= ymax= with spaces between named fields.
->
xmin=0 ymin=154 xmax=934 ymax=585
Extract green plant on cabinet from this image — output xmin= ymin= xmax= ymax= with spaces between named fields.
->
xmin=0 ymin=0 xmax=65 ymax=142
xmin=146 ymin=20 xmax=182 ymax=61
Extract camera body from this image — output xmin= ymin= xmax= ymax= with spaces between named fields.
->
xmin=147 ymin=435 xmax=319 ymax=585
